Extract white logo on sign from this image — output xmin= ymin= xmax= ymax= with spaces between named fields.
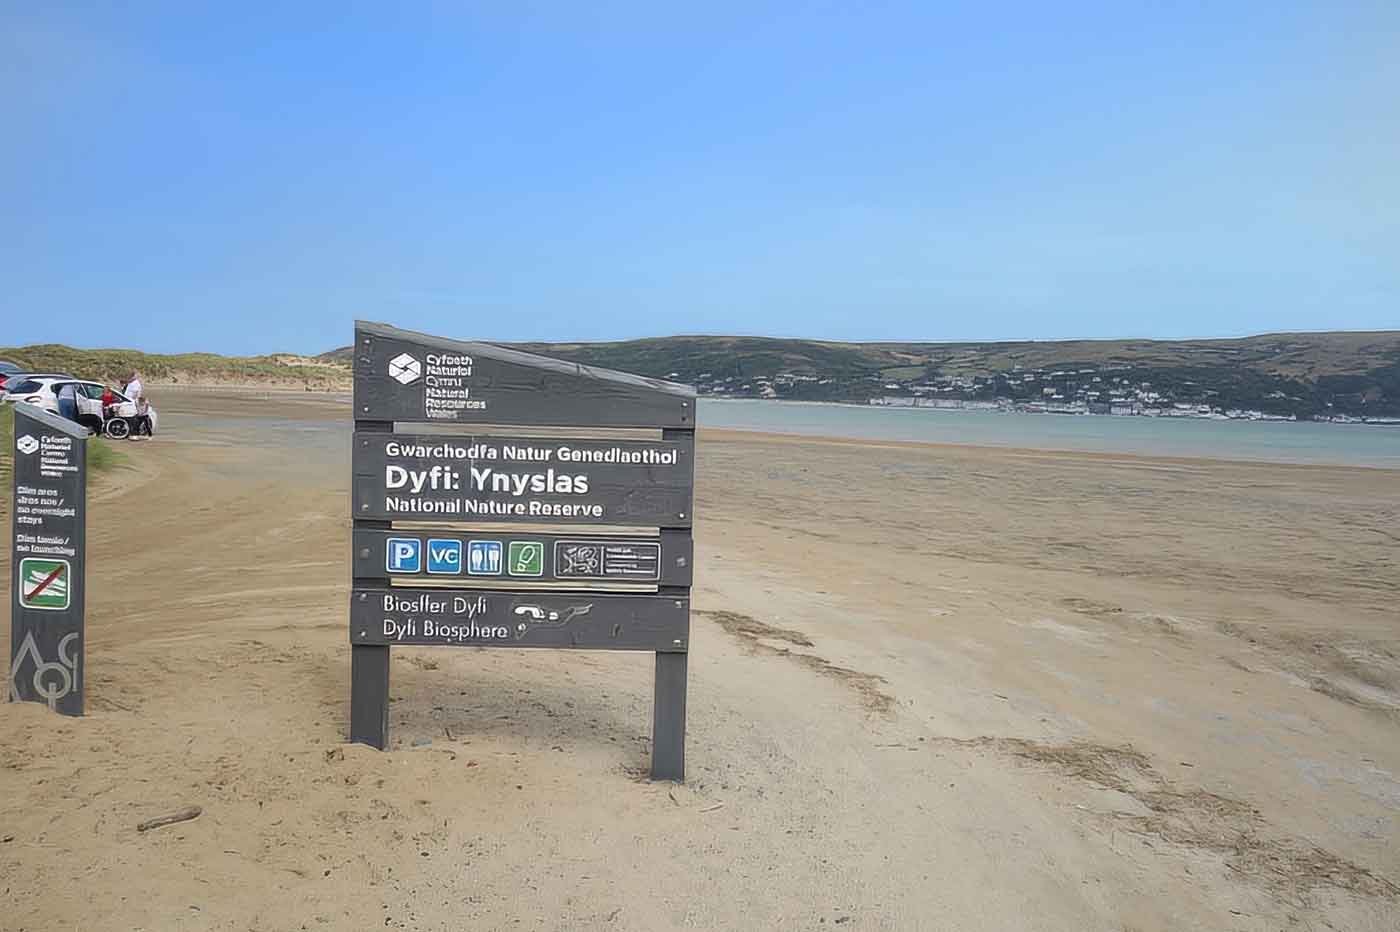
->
xmin=17 ymin=435 xmax=39 ymax=455
xmin=389 ymin=353 xmax=421 ymax=385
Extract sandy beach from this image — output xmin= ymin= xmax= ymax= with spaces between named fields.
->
xmin=3 ymin=388 xmax=1398 ymax=931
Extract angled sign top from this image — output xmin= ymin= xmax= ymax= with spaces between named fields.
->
xmin=12 ymin=402 xmax=91 ymax=439
xmin=353 ymin=321 xmax=696 ymax=429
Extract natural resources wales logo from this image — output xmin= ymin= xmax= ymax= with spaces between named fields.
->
xmin=389 ymin=353 xmax=421 ymax=385
xmin=17 ymin=435 xmax=39 ymax=455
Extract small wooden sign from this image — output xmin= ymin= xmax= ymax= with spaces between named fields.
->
xmin=9 ymin=404 xmax=87 ymax=716
xmin=348 ymin=322 xmax=697 ymax=781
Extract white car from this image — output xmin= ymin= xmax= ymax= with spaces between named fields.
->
xmin=3 ymin=377 xmax=158 ymax=437
xmin=0 ymin=373 xmax=73 ymax=400
xmin=1 ymin=375 xmax=74 ymax=406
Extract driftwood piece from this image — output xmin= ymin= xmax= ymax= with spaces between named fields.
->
xmin=137 ymin=806 xmax=203 ymax=833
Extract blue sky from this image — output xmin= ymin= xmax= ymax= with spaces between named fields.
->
xmin=3 ymin=2 xmax=1396 ymax=354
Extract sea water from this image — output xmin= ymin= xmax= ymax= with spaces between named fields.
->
xmin=698 ymin=400 xmax=1400 ymax=469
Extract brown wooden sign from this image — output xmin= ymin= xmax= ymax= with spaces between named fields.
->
xmin=348 ymin=321 xmax=697 ymax=781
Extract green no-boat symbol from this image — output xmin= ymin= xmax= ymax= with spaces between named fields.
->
xmin=20 ymin=558 xmax=71 ymax=611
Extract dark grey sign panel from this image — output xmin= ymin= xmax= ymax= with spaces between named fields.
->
xmin=351 ymin=588 xmax=689 ymax=651
xmin=353 ymin=529 xmax=691 ymax=586
xmin=352 ymin=432 xmax=694 ymax=527
xmin=348 ymin=323 xmax=696 ymax=779
xmin=10 ymin=404 xmax=87 ymax=716
xmin=353 ymin=321 xmax=695 ymax=429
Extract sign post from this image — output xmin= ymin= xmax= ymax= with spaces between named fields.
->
xmin=349 ymin=322 xmax=697 ymax=780
xmin=10 ymin=404 xmax=87 ymax=716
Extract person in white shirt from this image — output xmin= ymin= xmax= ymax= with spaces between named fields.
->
xmin=121 ymin=370 xmax=153 ymax=436
xmin=123 ymin=370 xmax=144 ymax=406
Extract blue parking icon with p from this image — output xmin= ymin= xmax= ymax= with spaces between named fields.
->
xmin=386 ymin=538 xmax=421 ymax=573
xmin=427 ymin=539 xmax=463 ymax=575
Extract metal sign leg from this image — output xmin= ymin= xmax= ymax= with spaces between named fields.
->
xmin=651 ymin=651 xmax=688 ymax=781
xmin=350 ymin=644 xmax=390 ymax=749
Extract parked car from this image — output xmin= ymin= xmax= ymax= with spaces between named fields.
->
xmin=1 ymin=373 xmax=76 ymax=401
xmin=0 ymin=359 xmax=23 ymax=393
xmin=0 ymin=362 xmax=59 ymax=395
xmin=2 ymin=374 xmax=76 ymax=403
xmin=3 ymin=377 xmax=158 ymax=437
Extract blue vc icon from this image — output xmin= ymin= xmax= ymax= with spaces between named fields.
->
xmin=386 ymin=538 xmax=421 ymax=573
xmin=427 ymin=539 xmax=463 ymax=575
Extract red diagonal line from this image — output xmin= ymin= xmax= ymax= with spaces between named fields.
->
xmin=27 ymin=564 xmax=65 ymax=600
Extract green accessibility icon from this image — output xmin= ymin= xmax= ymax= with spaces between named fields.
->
xmin=508 ymin=541 xmax=544 ymax=577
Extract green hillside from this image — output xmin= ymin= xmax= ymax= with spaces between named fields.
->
xmin=12 ymin=329 xmax=1400 ymax=419
xmin=497 ymin=331 xmax=1397 ymax=379
xmin=318 ymin=330 xmax=1400 ymax=417
xmin=506 ymin=332 xmax=1400 ymax=418
xmin=1 ymin=344 xmax=349 ymax=390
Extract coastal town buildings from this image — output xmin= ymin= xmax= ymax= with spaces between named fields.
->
xmin=688 ymin=362 xmax=1396 ymax=422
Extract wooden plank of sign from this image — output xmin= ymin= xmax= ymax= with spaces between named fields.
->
xmin=351 ymin=588 xmax=689 ymax=651
xmin=352 ymin=528 xmax=692 ymax=587
xmin=351 ymin=432 xmax=694 ymax=527
xmin=353 ymin=321 xmax=695 ymax=429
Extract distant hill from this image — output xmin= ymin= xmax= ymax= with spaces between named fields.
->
xmin=0 ymin=344 xmax=350 ymax=391
xmin=322 ymin=330 xmax=1400 ymax=418
xmin=9 ymin=329 xmax=1399 ymax=418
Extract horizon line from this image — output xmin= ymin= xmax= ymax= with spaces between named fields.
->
xmin=3 ymin=326 xmax=1398 ymax=360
